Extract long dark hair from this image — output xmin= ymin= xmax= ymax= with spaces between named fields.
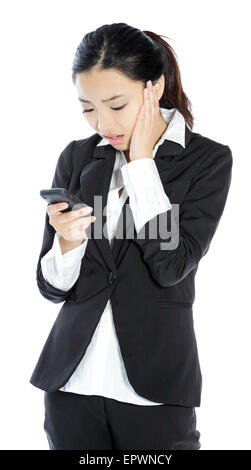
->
xmin=72 ymin=23 xmax=194 ymax=130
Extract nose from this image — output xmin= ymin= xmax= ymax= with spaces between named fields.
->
xmin=97 ymin=111 xmax=116 ymax=136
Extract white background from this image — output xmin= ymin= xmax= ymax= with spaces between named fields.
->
xmin=0 ymin=0 xmax=250 ymax=450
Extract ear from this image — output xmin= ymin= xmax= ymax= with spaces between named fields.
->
xmin=154 ymin=74 xmax=165 ymax=100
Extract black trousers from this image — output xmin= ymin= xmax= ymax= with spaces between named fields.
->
xmin=43 ymin=390 xmax=201 ymax=450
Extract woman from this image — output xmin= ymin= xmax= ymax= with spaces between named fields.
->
xmin=30 ymin=23 xmax=233 ymax=450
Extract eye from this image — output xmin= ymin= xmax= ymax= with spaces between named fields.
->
xmin=82 ymin=105 xmax=127 ymax=114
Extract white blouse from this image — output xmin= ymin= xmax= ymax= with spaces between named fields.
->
xmin=41 ymin=107 xmax=186 ymax=405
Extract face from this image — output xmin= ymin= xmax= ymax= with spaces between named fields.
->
xmin=75 ymin=68 xmax=161 ymax=151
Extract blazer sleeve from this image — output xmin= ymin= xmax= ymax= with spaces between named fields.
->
xmin=132 ymin=144 xmax=233 ymax=287
xmin=36 ymin=140 xmax=77 ymax=303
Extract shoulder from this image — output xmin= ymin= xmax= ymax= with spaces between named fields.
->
xmin=57 ymin=133 xmax=101 ymax=169
xmin=188 ymin=130 xmax=233 ymax=169
xmin=190 ymin=130 xmax=231 ymax=153
xmin=74 ymin=133 xmax=101 ymax=151
xmin=60 ymin=132 xmax=101 ymax=154
xmin=71 ymin=133 xmax=102 ymax=163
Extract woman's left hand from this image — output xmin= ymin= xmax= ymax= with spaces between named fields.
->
xmin=129 ymin=80 xmax=160 ymax=161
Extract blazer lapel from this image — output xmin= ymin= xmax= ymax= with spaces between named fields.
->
xmin=80 ymin=144 xmax=117 ymax=273
xmin=110 ymin=193 xmax=133 ymax=266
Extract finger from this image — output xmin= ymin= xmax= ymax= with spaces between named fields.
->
xmin=148 ymin=80 xmax=156 ymax=117
xmin=153 ymin=82 xmax=159 ymax=100
xmin=139 ymin=103 xmax=145 ymax=122
xmin=61 ymin=206 xmax=93 ymax=224
xmin=50 ymin=206 xmax=93 ymax=227
xmin=75 ymin=214 xmax=96 ymax=227
xmin=64 ymin=217 xmax=95 ymax=240
xmin=47 ymin=202 xmax=68 ymax=215
xmin=153 ymin=83 xmax=159 ymax=110
xmin=56 ymin=214 xmax=96 ymax=236
xmin=144 ymin=85 xmax=151 ymax=126
xmin=68 ymin=215 xmax=96 ymax=231
xmin=147 ymin=80 xmax=154 ymax=110
xmin=69 ymin=206 xmax=93 ymax=217
xmin=146 ymin=80 xmax=154 ymax=121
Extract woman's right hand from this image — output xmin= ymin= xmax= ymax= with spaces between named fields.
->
xmin=47 ymin=202 xmax=96 ymax=244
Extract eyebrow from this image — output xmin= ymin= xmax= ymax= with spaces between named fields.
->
xmin=78 ymin=94 xmax=125 ymax=104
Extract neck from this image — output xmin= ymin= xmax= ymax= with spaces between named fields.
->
xmin=155 ymin=113 xmax=169 ymax=146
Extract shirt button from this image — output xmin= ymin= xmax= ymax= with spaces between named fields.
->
xmin=108 ymin=271 xmax=116 ymax=285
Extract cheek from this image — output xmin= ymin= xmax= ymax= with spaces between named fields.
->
xmin=124 ymin=104 xmax=139 ymax=129
xmin=84 ymin=114 xmax=95 ymax=124
xmin=83 ymin=113 xmax=98 ymax=130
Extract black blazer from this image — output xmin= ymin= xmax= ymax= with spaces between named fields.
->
xmin=29 ymin=125 xmax=233 ymax=407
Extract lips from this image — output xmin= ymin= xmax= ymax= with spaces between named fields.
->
xmin=104 ymin=135 xmax=123 ymax=138
xmin=105 ymin=135 xmax=124 ymax=145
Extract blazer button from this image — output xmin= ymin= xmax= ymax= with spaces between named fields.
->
xmin=108 ymin=271 xmax=116 ymax=285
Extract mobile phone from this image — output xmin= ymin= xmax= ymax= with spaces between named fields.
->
xmin=40 ymin=188 xmax=88 ymax=213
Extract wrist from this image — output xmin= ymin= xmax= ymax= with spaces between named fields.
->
xmin=58 ymin=235 xmax=86 ymax=255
